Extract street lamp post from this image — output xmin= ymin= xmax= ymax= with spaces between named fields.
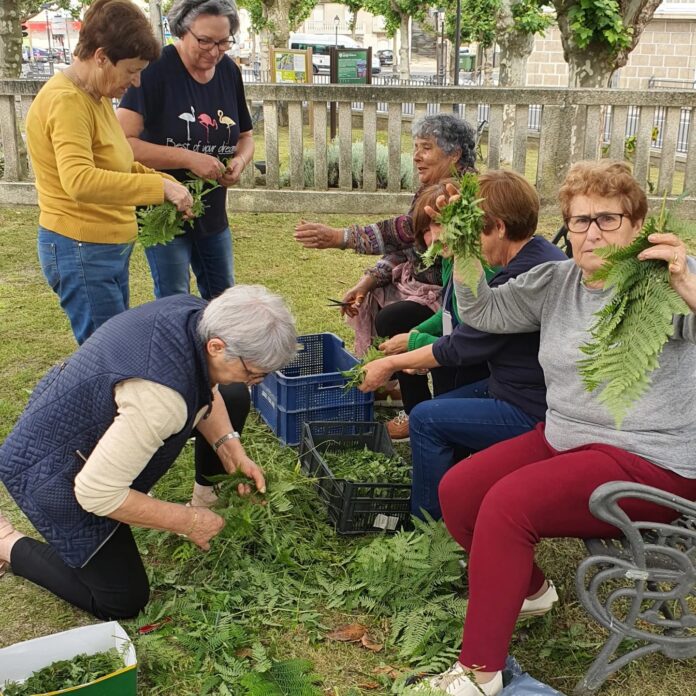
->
xmin=334 ymin=15 xmax=340 ymax=47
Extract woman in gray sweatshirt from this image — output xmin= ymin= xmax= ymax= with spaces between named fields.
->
xmin=420 ymin=160 xmax=696 ymax=696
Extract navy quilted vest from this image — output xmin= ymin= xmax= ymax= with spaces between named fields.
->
xmin=0 ymin=295 xmax=213 ymax=568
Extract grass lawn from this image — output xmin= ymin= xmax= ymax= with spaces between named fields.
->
xmin=1 ymin=204 xmax=694 ymax=695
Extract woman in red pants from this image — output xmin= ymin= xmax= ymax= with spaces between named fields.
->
xmin=423 ymin=160 xmax=696 ymax=695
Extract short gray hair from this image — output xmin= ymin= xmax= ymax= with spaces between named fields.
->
xmin=412 ymin=113 xmax=476 ymax=173
xmin=168 ymin=0 xmax=240 ymax=38
xmin=198 ymin=285 xmax=297 ymax=372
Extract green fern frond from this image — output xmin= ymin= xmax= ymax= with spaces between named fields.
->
xmin=579 ymin=207 xmax=689 ymax=427
xmin=241 ymin=659 xmax=323 ymax=695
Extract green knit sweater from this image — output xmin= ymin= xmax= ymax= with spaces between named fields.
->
xmin=407 ymin=259 xmax=497 ymax=351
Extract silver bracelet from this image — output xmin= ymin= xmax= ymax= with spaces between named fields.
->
xmin=212 ymin=431 xmax=240 ymax=453
xmin=341 ymin=228 xmax=350 ymax=249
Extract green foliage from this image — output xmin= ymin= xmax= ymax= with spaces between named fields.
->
xmin=281 ymin=141 xmax=413 ymax=191
xmin=421 ymin=172 xmax=485 ymax=296
xmin=341 ymin=338 xmax=386 ymax=389
xmin=241 ymin=658 xmax=323 ymax=695
xmin=136 ymin=178 xmax=219 ymax=248
xmin=512 ymin=0 xmax=554 ymax=35
xmin=578 ymin=204 xmax=691 ymax=427
xmin=323 ymin=446 xmax=411 ymax=485
xmin=567 ymin=0 xmax=632 ymax=52
xmin=2 ymin=649 xmax=123 ymax=695
xmin=330 ymin=517 xmax=464 ymax=616
xmin=456 ymin=0 xmax=498 ymax=47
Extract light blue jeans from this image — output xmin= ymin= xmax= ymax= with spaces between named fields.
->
xmin=409 ymin=379 xmax=539 ymax=520
xmin=37 ymin=227 xmax=132 ymax=345
xmin=145 ymin=227 xmax=234 ymax=300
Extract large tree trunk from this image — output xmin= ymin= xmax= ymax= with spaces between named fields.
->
xmin=555 ymin=0 xmax=663 ymax=87
xmin=497 ymin=0 xmax=535 ymax=163
xmin=0 ymin=0 xmax=28 ymax=179
xmin=265 ymin=0 xmax=292 ymax=50
xmin=398 ymin=14 xmax=410 ymax=80
xmin=0 ymin=0 xmax=23 ymax=79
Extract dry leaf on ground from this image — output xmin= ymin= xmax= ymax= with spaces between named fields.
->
xmin=326 ymin=623 xmax=368 ymax=642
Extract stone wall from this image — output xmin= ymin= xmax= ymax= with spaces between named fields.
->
xmin=526 ymin=18 xmax=696 ymax=89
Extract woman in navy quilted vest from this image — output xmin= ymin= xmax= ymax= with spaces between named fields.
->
xmin=0 ymin=285 xmax=296 ymax=619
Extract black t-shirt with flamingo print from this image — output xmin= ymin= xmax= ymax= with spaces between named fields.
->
xmin=120 ymin=44 xmax=252 ymax=236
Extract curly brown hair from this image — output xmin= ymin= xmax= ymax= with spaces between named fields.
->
xmin=74 ymin=0 xmax=160 ymax=64
xmin=558 ymin=160 xmax=647 ymax=224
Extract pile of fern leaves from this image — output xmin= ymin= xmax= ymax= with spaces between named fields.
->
xmin=136 ymin=177 xmax=219 ymax=248
xmin=420 ymin=171 xmax=486 ymax=295
xmin=578 ymin=202 xmax=690 ymax=427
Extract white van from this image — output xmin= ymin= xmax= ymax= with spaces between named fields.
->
xmin=289 ymin=33 xmax=380 ymax=75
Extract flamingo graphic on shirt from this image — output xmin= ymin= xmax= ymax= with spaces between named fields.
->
xmin=178 ymin=106 xmax=195 ymax=141
xmin=197 ymin=112 xmax=218 ymax=142
xmin=217 ymin=109 xmax=236 ymax=144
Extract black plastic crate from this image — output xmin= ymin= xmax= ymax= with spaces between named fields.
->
xmin=298 ymin=421 xmax=412 ymax=534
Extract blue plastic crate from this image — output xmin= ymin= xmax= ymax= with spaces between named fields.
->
xmin=251 ymin=333 xmax=374 ymax=446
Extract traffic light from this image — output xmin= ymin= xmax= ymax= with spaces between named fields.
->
xmin=21 ymin=23 xmax=29 ymax=37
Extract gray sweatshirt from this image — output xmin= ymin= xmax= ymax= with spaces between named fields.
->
xmin=454 ymin=258 xmax=696 ymax=478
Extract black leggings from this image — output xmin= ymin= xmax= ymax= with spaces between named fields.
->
xmin=10 ymin=382 xmax=251 ymax=620
xmin=374 ymin=301 xmax=490 ymax=414
xmin=195 ymin=382 xmax=250 ymax=485
xmin=11 ymin=525 xmax=149 ymax=619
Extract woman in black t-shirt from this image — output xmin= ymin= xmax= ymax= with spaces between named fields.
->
xmin=117 ymin=0 xmax=254 ymax=513
xmin=117 ymin=0 xmax=253 ymax=301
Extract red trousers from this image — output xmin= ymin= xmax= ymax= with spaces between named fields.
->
xmin=439 ymin=423 xmax=696 ymax=671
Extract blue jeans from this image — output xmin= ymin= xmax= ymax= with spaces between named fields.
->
xmin=145 ymin=227 xmax=234 ymax=300
xmin=409 ymin=379 xmax=539 ymax=520
xmin=37 ymin=227 xmax=132 ymax=345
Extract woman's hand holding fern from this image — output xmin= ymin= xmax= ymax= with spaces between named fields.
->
xmin=187 ymin=506 xmax=225 ymax=551
xmin=358 ymin=356 xmax=396 ymax=392
xmin=639 ymin=232 xmax=696 ymax=312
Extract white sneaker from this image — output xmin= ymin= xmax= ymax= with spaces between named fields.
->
xmin=422 ymin=662 xmax=503 ymax=696
xmin=519 ymin=580 xmax=558 ymax=618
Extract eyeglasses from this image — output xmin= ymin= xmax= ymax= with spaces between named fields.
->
xmin=566 ymin=213 xmax=627 ymax=234
xmin=239 ymin=356 xmax=268 ymax=382
xmin=189 ymin=30 xmax=234 ymax=52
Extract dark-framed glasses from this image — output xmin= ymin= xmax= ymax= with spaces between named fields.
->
xmin=189 ymin=29 xmax=234 ymax=52
xmin=239 ymin=356 xmax=269 ymax=381
xmin=566 ymin=213 xmax=627 ymax=234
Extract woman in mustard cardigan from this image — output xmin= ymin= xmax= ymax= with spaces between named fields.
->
xmin=26 ymin=0 xmax=193 ymax=345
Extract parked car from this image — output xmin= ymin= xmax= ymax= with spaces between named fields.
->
xmin=377 ymin=49 xmax=393 ymax=66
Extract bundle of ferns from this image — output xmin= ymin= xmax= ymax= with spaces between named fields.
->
xmin=341 ymin=339 xmax=386 ymax=390
xmin=578 ymin=203 xmax=690 ymax=427
xmin=136 ymin=177 xmax=219 ymax=248
xmin=420 ymin=171 xmax=486 ymax=295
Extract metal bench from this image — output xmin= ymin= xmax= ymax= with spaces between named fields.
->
xmin=574 ymin=482 xmax=696 ymax=694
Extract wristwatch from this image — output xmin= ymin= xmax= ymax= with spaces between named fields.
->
xmin=212 ymin=431 xmax=240 ymax=453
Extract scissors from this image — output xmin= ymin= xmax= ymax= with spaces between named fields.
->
xmin=326 ymin=297 xmax=353 ymax=308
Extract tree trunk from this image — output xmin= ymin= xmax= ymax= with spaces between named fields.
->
xmin=496 ymin=0 xmax=535 ymax=163
xmin=0 ymin=0 xmax=23 ymax=79
xmin=555 ymin=0 xmax=663 ymax=87
xmin=398 ymin=14 xmax=410 ymax=80
xmin=0 ymin=0 xmax=28 ymax=180
xmin=265 ymin=0 xmax=292 ymax=50
xmin=149 ymin=1 xmax=165 ymax=45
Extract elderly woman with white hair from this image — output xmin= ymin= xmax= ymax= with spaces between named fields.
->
xmin=0 ymin=285 xmax=296 ymax=620
xmin=294 ymin=113 xmax=483 ymax=439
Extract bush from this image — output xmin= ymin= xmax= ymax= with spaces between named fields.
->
xmin=280 ymin=140 xmax=414 ymax=190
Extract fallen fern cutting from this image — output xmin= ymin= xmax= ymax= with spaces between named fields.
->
xmin=578 ymin=203 xmax=690 ymax=427
xmin=421 ymin=172 xmax=486 ymax=295
xmin=136 ymin=177 xmax=220 ymax=248
xmin=2 ymin=649 xmax=123 ymax=696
